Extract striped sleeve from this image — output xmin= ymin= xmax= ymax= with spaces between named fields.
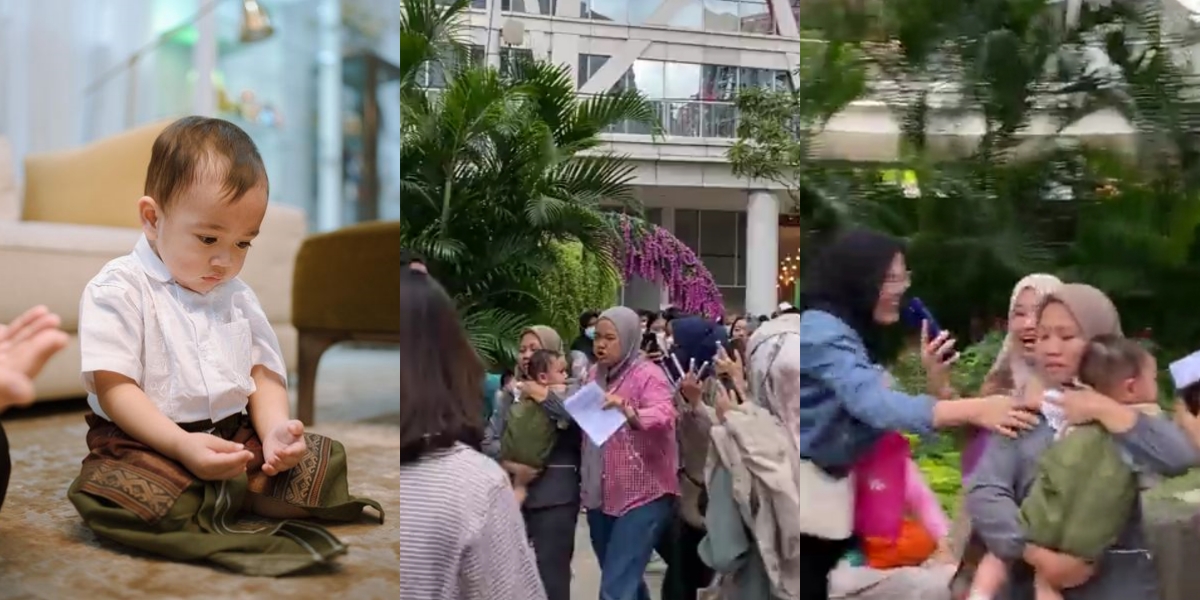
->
xmin=460 ymin=476 xmax=548 ymax=600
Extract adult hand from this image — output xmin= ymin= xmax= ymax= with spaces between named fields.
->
xmin=920 ymin=320 xmax=959 ymax=395
xmin=502 ymin=461 xmax=541 ymax=485
xmin=714 ymin=345 xmax=744 ymax=386
xmin=1056 ymin=387 xmax=1115 ymax=426
xmin=603 ymin=393 xmax=638 ymax=422
xmin=523 ymin=381 xmax=548 ymax=403
xmin=679 ymin=371 xmax=703 ymax=406
xmin=0 ymin=368 xmax=34 ymax=412
xmin=0 ymin=305 xmax=69 ymax=381
xmin=714 ymin=384 xmax=737 ymax=424
xmin=1024 ymin=545 xmax=1093 ymax=589
xmin=971 ymin=395 xmax=1041 ymax=438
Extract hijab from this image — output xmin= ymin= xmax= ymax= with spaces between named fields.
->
xmin=984 ymin=274 xmax=1064 ymax=394
xmin=1043 ymin=283 xmax=1123 ymax=340
xmin=668 ymin=316 xmax=725 ymax=381
xmin=594 ymin=306 xmax=642 ymax=388
xmin=799 ymin=229 xmax=906 ymax=362
xmin=523 ymin=325 xmax=563 ymax=355
xmin=747 ymin=312 xmax=802 ymax=450
xmin=1036 ymin=283 xmax=1122 ymax=428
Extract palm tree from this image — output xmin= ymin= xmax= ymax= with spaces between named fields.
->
xmin=400 ymin=0 xmax=658 ymax=366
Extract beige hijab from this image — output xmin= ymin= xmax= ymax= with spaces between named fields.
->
xmin=1041 ymin=283 xmax=1123 ymax=340
xmin=522 ymin=325 xmax=563 ymax=354
xmin=984 ymin=274 xmax=1063 ymax=394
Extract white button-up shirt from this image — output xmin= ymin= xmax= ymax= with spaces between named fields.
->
xmin=80 ymin=235 xmax=288 ymax=424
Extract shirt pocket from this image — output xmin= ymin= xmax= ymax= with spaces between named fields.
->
xmin=212 ymin=318 xmax=254 ymax=391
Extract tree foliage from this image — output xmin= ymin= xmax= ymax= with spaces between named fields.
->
xmin=735 ymin=0 xmax=1200 ymax=351
xmin=400 ymin=0 xmax=657 ymax=366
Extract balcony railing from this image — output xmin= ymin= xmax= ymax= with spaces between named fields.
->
xmin=605 ymin=98 xmax=741 ymax=139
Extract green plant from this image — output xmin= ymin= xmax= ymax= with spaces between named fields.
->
xmin=400 ymin=0 xmax=657 ymax=366
xmin=537 ymin=241 xmax=621 ymax=341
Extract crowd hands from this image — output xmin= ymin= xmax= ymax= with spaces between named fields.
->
xmin=0 ymin=305 xmax=69 ymax=412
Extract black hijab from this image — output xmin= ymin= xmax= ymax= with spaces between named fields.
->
xmin=799 ymin=229 xmax=905 ymax=362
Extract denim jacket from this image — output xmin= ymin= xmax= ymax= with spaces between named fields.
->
xmin=799 ymin=309 xmax=938 ymax=474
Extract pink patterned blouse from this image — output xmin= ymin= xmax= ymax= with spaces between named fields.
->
xmin=585 ymin=359 xmax=680 ymax=516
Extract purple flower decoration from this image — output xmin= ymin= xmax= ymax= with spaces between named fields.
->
xmin=613 ymin=215 xmax=725 ymax=319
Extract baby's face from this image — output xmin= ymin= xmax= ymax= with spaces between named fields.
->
xmin=539 ymin=357 xmax=569 ymax=386
xmin=1132 ymin=356 xmax=1159 ymax=404
xmin=141 ymin=169 xmax=268 ymax=295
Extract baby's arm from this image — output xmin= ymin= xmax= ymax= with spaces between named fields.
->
xmin=94 ymin=371 xmax=191 ymax=461
xmin=248 ymin=365 xmax=292 ymax=439
xmin=95 ymin=371 xmax=252 ymax=481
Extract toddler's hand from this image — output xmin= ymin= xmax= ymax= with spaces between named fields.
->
xmin=177 ymin=432 xmax=254 ymax=481
xmin=262 ymin=420 xmax=307 ymax=476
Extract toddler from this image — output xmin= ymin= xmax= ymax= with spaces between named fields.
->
xmin=66 ymin=117 xmax=381 ymax=577
xmin=501 ymin=349 xmax=567 ymax=503
xmin=965 ymin=334 xmax=1160 ymax=600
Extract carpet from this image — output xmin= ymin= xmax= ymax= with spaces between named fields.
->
xmin=0 ymin=408 xmax=399 ymax=600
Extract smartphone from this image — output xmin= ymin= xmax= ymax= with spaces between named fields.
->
xmin=901 ymin=297 xmax=942 ymax=339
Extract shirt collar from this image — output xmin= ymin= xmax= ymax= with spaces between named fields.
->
xmin=133 ymin=235 xmax=174 ymax=283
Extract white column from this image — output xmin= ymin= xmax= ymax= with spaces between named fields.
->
xmin=315 ymin=0 xmax=343 ymax=232
xmin=745 ymin=190 xmax=779 ymax=317
xmin=191 ymin=0 xmax=218 ymax=117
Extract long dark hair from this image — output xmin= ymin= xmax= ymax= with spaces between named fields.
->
xmin=400 ymin=269 xmax=485 ymax=463
xmin=799 ymin=228 xmax=905 ymax=362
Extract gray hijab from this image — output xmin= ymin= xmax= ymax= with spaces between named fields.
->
xmin=595 ymin=306 xmax=642 ymax=389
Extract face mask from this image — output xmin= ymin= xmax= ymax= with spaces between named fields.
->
xmin=585 ymin=326 xmax=595 ymax=339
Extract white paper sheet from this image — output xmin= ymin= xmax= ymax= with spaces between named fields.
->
xmin=563 ymin=382 xmax=627 ymax=446
xmin=1170 ymin=349 xmax=1200 ymax=389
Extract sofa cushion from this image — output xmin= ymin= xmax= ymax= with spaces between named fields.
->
xmin=0 ymin=137 xmax=18 ymax=222
xmin=22 ymin=120 xmax=170 ymax=229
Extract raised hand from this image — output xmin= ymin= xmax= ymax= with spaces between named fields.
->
xmin=0 ymin=305 xmax=69 ymax=380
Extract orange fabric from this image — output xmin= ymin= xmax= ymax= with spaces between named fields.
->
xmin=861 ymin=518 xmax=937 ymax=569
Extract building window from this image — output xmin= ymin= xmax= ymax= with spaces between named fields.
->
xmin=604 ymin=59 xmax=792 ymax=138
xmin=502 ymin=0 xmax=557 ymax=16
xmin=579 ymin=54 xmax=610 ymax=88
xmin=500 ymin=47 xmax=534 ymax=79
xmin=675 ymin=209 xmax=744 ymax=288
xmin=417 ymin=45 xmax=485 ymax=89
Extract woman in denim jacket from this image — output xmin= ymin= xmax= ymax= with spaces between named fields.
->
xmin=799 ymin=229 xmax=1039 ymax=600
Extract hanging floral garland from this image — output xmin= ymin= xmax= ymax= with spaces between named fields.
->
xmin=615 ymin=214 xmax=725 ymax=319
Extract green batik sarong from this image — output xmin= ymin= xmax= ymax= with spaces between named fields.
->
xmin=67 ymin=412 xmax=383 ymax=577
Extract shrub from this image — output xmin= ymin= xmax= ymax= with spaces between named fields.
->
xmin=537 ymin=241 xmax=621 ymax=341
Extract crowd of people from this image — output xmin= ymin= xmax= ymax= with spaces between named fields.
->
xmin=399 ymin=224 xmax=1200 ymax=600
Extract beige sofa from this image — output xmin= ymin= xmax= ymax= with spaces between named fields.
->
xmin=0 ymin=121 xmax=305 ymax=402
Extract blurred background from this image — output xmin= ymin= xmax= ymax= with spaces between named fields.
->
xmin=0 ymin=0 xmax=400 ymax=233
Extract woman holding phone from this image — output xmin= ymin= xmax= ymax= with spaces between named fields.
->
xmin=798 ymin=228 xmax=1041 ymax=600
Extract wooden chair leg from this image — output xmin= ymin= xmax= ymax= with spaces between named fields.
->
xmin=297 ymin=330 xmax=340 ymax=426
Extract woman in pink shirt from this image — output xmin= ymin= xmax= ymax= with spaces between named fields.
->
xmin=582 ymin=306 xmax=679 ymax=600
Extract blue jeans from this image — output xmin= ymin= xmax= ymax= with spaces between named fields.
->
xmin=586 ymin=495 xmax=674 ymax=600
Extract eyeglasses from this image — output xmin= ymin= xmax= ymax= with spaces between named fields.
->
xmin=883 ymin=270 xmax=912 ymax=288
